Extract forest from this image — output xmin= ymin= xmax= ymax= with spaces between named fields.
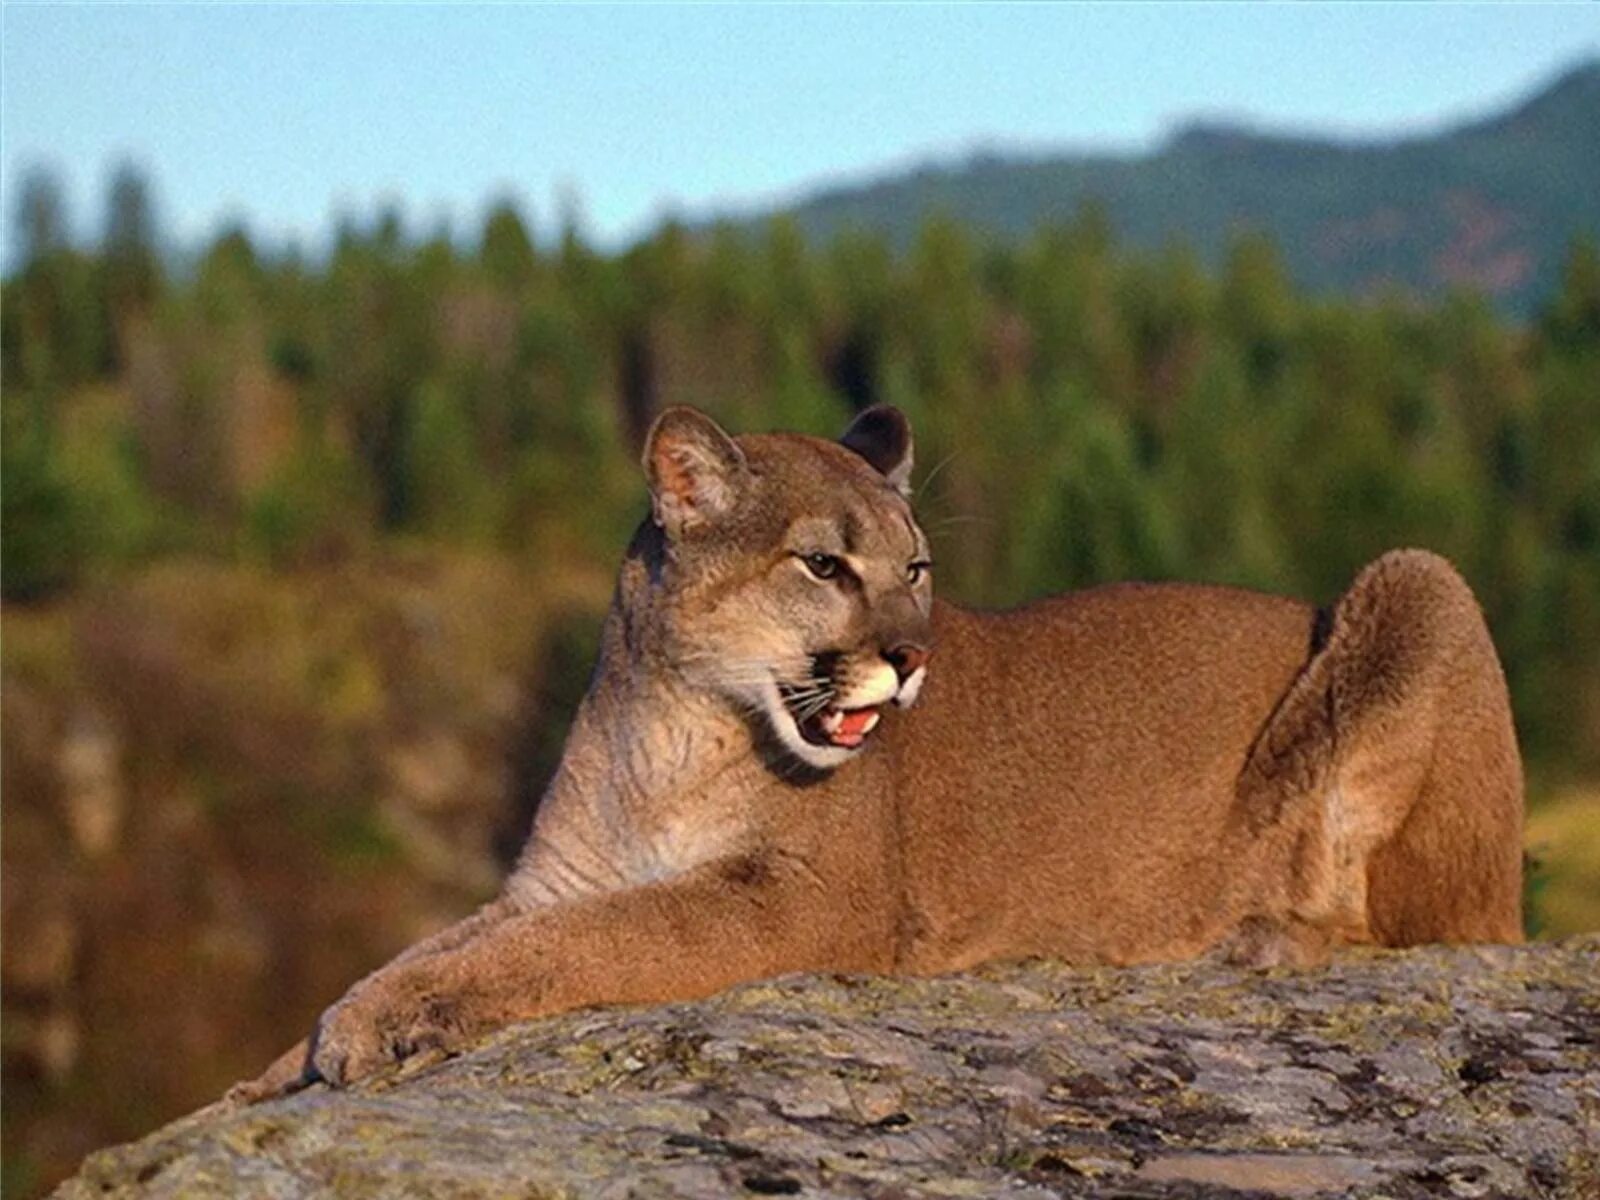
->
xmin=2 ymin=164 xmax=1598 ymax=1194
xmin=7 ymin=165 xmax=1600 ymax=767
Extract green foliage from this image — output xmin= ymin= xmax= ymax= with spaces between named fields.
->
xmin=1 ymin=392 xmax=78 ymax=599
xmin=1016 ymin=387 xmax=1179 ymax=597
xmin=480 ymin=199 xmax=537 ymax=291
xmin=243 ymin=436 xmax=369 ymax=567
xmin=404 ymin=379 xmax=502 ymax=543
xmin=102 ymin=162 xmax=163 ymax=320
xmin=3 ymin=167 xmax=1599 ymax=777
xmin=2 ymin=382 xmax=169 ymax=599
xmin=1542 ymin=238 xmax=1600 ymax=352
xmin=1523 ymin=848 xmax=1551 ymax=939
xmin=56 ymin=405 xmax=163 ymax=570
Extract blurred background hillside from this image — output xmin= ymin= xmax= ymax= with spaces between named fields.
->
xmin=4 ymin=6 xmax=1600 ymax=1196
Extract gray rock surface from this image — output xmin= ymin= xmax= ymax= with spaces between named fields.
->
xmin=57 ymin=941 xmax=1600 ymax=1199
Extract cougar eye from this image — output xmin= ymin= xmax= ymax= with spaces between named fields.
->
xmin=799 ymin=552 xmax=841 ymax=580
xmin=907 ymin=559 xmax=933 ymax=586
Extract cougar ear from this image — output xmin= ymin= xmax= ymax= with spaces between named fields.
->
xmin=840 ymin=405 xmax=914 ymax=496
xmin=644 ymin=406 xmax=749 ymax=536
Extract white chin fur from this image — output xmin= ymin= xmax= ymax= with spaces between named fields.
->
xmin=755 ymin=682 xmax=857 ymax=771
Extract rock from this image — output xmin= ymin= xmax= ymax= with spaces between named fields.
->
xmin=55 ymin=940 xmax=1600 ymax=1199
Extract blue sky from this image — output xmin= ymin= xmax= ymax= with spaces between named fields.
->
xmin=4 ymin=3 xmax=1598 ymax=261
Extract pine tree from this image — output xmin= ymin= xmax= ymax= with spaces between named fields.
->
xmin=102 ymin=162 xmax=163 ymax=329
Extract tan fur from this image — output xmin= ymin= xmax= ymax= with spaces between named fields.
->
xmin=233 ymin=406 xmax=1523 ymax=1100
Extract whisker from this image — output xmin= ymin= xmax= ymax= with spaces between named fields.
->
xmin=914 ymin=449 xmax=959 ymax=499
xmin=779 ymin=682 xmax=831 ymax=698
xmin=792 ymin=694 xmax=838 ymax=721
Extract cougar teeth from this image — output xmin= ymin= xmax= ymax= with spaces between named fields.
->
xmin=821 ymin=709 xmax=844 ymax=734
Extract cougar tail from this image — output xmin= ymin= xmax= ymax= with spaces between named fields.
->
xmin=1235 ymin=549 xmax=1524 ymax=946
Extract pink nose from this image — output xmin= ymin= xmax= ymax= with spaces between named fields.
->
xmin=884 ymin=643 xmax=930 ymax=682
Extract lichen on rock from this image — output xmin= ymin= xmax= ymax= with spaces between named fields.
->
xmin=56 ymin=940 xmax=1600 ymax=1199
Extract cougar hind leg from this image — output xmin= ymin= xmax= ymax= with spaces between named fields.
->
xmin=1363 ymin=675 xmax=1524 ymax=944
xmin=1234 ymin=549 xmax=1524 ymax=949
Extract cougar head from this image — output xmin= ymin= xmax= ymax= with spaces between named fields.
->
xmin=642 ymin=405 xmax=934 ymax=770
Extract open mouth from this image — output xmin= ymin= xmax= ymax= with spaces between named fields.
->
xmin=777 ymin=683 xmax=883 ymax=750
xmin=796 ymin=703 xmax=882 ymax=749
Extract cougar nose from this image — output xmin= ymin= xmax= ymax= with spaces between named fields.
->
xmin=884 ymin=642 xmax=930 ymax=682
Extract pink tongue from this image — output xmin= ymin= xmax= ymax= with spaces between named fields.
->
xmin=835 ymin=709 xmax=878 ymax=739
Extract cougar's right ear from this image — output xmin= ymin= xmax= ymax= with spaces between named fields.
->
xmin=644 ymin=406 xmax=749 ymax=536
xmin=840 ymin=405 xmax=914 ymax=496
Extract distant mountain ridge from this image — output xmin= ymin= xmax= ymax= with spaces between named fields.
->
xmin=760 ymin=60 xmax=1600 ymax=317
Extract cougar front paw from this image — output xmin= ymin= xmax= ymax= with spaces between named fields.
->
xmin=309 ymin=980 xmax=471 ymax=1087
xmin=224 ymin=1039 xmax=315 ymax=1107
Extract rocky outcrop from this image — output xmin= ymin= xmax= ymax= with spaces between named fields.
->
xmin=56 ymin=941 xmax=1600 ymax=1199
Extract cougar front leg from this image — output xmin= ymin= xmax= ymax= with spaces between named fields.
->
xmin=310 ymin=850 xmax=881 ymax=1087
xmin=229 ymin=897 xmax=518 ymax=1104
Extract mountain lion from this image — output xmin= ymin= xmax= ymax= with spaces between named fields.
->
xmin=237 ymin=404 xmax=1523 ymax=1098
